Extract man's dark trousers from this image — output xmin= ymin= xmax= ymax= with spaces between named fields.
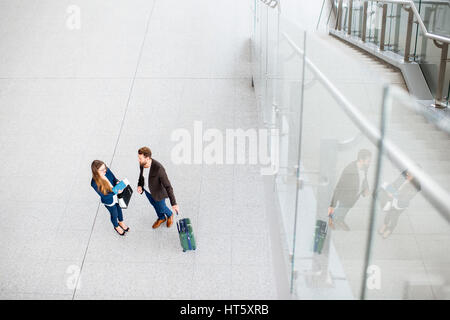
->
xmin=144 ymin=190 xmax=172 ymax=220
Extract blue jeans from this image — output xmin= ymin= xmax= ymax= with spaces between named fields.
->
xmin=144 ymin=190 xmax=172 ymax=220
xmin=105 ymin=203 xmax=123 ymax=228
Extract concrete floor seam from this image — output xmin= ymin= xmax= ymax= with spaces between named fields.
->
xmin=70 ymin=0 xmax=157 ymax=300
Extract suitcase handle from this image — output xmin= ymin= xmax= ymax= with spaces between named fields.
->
xmin=174 ymin=209 xmax=181 ymax=222
xmin=175 ymin=210 xmax=182 ymax=232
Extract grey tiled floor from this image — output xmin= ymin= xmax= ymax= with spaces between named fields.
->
xmin=0 ymin=0 xmax=276 ymax=299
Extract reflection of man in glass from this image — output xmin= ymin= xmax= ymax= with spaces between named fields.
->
xmin=328 ymin=149 xmax=372 ymax=231
xmin=377 ymin=169 xmax=421 ymax=238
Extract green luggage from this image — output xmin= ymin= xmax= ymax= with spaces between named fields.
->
xmin=313 ymin=219 xmax=328 ymax=254
xmin=176 ymin=215 xmax=197 ymax=252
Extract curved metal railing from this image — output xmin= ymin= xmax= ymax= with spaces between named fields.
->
xmin=369 ymin=0 xmax=450 ymax=43
xmin=330 ymin=0 xmax=450 ymax=107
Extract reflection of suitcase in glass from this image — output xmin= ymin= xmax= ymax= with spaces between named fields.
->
xmin=176 ymin=215 xmax=197 ymax=252
xmin=313 ymin=220 xmax=328 ymax=254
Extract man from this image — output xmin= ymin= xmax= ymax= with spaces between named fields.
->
xmin=137 ymin=146 xmax=179 ymax=229
xmin=328 ymin=149 xmax=371 ymax=231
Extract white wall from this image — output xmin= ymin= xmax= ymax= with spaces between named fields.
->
xmin=280 ymin=0 xmax=331 ymax=31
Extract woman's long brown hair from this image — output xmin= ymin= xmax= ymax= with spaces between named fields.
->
xmin=91 ymin=160 xmax=112 ymax=195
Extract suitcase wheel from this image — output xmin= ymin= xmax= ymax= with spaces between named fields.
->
xmin=183 ymin=249 xmax=186 ymax=252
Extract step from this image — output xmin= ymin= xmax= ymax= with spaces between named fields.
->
xmin=418 ymin=162 xmax=450 ymax=174
xmin=388 ymin=138 xmax=450 ymax=152
xmin=395 ymin=130 xmax=450 ymax=141
xmin=397 ymin=151 xmax=450 ymax=161
xmin=389 ymin=130 xmax=450 ymax=142
xmin=388 ymin=122 xmax=437 ymax=133
xmin=389 ymin=113 xmax=429 ymax=123
xmin=392 ymin=142 xmax=450 ymax=154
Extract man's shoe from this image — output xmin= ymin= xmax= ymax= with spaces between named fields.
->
xmin=167 ymin=215 xmax=173 ymax=228
xmin=152 ymin=218 xmax=167 ymax=229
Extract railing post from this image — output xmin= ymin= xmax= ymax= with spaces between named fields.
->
xmin=380 ymin=3 xmax=388 ymax=51
xmin=434 ymin=41 xmax=449 ymax=108
xmin=420 ymin=6 xmax=433 ymax=61
xmin=393 ymin=4 xmax=401 ymax=52
xmin=362 ymin=1 xmax=368 ymax=42
xmin=348 ymin=0 xmax=353 ymax=35
xmin=336 ymin=0 xmax=343 ymax=31
xmin=404 ymin=6 xmax=414 ymax=62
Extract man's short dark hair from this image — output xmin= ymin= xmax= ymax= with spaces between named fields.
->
xmin=357 ymin=149 xmax=371 ymax=161
xmin=138 ymin=146 xmax=152 ymax=159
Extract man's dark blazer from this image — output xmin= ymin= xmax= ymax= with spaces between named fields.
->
xmin=138 ymin=159 xmax=177 ymax=206
xmin=330 ymin=160 xmax=369 ymax=208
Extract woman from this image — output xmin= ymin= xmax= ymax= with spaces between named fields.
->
xmin=377 ymin=169 xmax=421 ymax=239
xmin=91 ymin=160 xmax=130 ymax=236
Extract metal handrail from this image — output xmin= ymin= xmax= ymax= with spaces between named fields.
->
xmin=376 ymin=0 xmax=450 ymax=43
xmin=326 ymin=0 xmax=450 ymax=42
xmin=332 ymin=0 xmax=449 ymax=107
xmin=417 ymin=0 xmax=450 ymax=6
xmin=282 ymin=31 xmax=450 ymax=222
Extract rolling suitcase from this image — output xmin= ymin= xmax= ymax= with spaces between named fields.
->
xmin=313 ymin=219 xmax=328 ymax=254
xmin=176 ymin=213 xmax=197 ymax=252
